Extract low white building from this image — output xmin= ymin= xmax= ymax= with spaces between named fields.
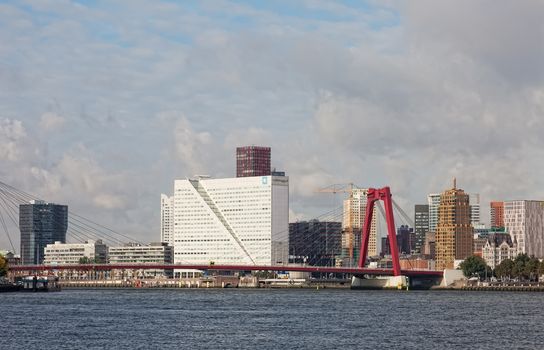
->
xmin=44 ymin=240 xmax=108 ymax=265
xmin=109 ymin=242 xmax=173 ymax=278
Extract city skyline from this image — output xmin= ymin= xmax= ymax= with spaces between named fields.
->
xmin=1 ymin=1 xmax=544 ymax=249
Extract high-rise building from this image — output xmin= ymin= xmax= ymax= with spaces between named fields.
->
xmin=381 ymin=225 xmax=415 ymax=256
xmin=342 ymin=188 xmax=378 ymax=261
xmin=20 ymin=200 xmax=68 ymax=265
xmin=435 ymin=180 xmax=474 ymax=270
xmin=427 ymin=193 xmax=441 ymax=233
xmin=504 ymin=200 xmax=544 ymax=258
xmin=490 ymin=201 xmax=505 ymax=228
xmin=470 ymin=193 xmax=481 ymax=226
xmin=397 ymin=225 xmax=415 ymax=254
xmin=160 ymin=194 xmax=174 ymax=246
xmin=236 ymin=146 xmax=271 ymax=177
xmin=172 ymin=175 xmax=289 ymax=269
xmin=414 ymin=204 xmax=429 ymax=253
xmin=289 ymin=220 xmax=342 ymax=265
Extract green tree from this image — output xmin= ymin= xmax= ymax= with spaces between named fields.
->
xmin=512 ymin=254 xmax=530 ymax=280
xmin=79 ymin=256 xmax=91 ymax=264
xmin=494 ymin=259 xmax=514 ymax=280
xmin=0 ymin=255 xmax=8 ymax=277
xmin=525 ymin=257 xmax=540 ymax=281
xmin=460 ymin=255 xmax=491 ymax=280
xmin=539 ymin=260 xmax=544 ymax=277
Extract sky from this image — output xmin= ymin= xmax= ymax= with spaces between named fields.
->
xmin=1 ymin=0 xmax=543 ymax=250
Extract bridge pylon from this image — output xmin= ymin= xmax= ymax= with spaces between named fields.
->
xmin=358 ymin=187 xmax=401 ymax=276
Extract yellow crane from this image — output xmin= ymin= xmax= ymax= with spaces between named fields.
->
xmin=316 ymin=183 xmax=363 ymax=263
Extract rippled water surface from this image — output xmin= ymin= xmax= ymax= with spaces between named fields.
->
xmin=3 ymin=288 xmax=544 ymax=349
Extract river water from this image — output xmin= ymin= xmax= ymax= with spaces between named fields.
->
xmin=3 ymin=288 xmax=544 ymax=349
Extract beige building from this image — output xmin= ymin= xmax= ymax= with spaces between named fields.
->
xmin=435 ymin=180 xmax=474 ymax=270
xmin=482 ymin=234 xmax=516 ymax=269
xmin=342 ymin=188 xmax=379 ymax=261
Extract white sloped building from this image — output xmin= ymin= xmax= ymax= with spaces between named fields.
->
xmin=172 ymin=175 xmax=289 ymax=270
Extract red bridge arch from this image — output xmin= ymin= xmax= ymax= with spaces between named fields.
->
xmin=358 ymin=187 xmax=401 ymax=276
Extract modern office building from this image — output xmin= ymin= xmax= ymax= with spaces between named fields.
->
xmin=427 ymin=193 xmax=441 ymax=233
xmin=19 ymin=200 xmax=68 ymax=265
xmin=44 ymin=240 xmax=108 ymax=265
xmin=381 ymin=225 xmax=415 ymax=256
xmin=490 ymin=201 xmax=505 ymax=228
xmin=109 ymin=242 xmax=174 ymax=278
xmin=160 ymin=194 xmax=174 ymax=246
xmin=414 ymin=204 xmax=429 ymax=253
xmin=172 ymin=175 xmax=289 ymax=267
xmin=504 ymin=200 xmax=544 ymax=258
xmin=397 ymin=225 xmax=415 ymax=254
xmin=342 ymin=188 xmax=378 ymax=261
xmin=470 ymin=193 xmax=481 ymax=226
xmin=236 ymin=146 xmax=271 ymax=177
xmin=482 ymin=233 xmax=516 ymax=269
xmin=289 ymin=220 xmax=342 ymax=265
xmin=435 ymin=180 xmax=474 ymax=270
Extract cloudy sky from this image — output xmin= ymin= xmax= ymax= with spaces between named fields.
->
xmin=1 ymin=0 xmax=543 ymax=249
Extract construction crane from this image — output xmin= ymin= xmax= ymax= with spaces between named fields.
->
xmin=316 ymin=183 xmax=364 ymax=265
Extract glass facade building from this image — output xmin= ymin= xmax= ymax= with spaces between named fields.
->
xmin=20 ymin=200 xmax=68 ymax=265
xmin=414 ymin=204 xmax=429 ymax=253
xmin=236 ymin=146 xmax=271 ymax=177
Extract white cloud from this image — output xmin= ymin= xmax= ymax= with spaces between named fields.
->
xmin=0 ymin=118 xmax=27 ymax=161
xmin=39 ymin=112 xmax=65 ymax=131
xmin=0 ymin=1 xmax=543 ymax=250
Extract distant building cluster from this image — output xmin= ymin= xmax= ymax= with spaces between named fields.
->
xmin=412 ymin=180 xmax=544 ymax=271
xmin=7 ymin=144 xmax=544 ymax=279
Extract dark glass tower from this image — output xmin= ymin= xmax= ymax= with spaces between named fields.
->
xmin=20 ymin=201 xmax=68 ymax=265
xmin=236 ymin=146 xmax=271 ymax=177
xmin=414 ymin=204 xmax=429 ymax=254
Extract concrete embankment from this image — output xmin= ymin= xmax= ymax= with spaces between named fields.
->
xmin=58 ymin=278 xmax=352 ymax=289
xmin=461 ymin=285 xmax=544 ymax=292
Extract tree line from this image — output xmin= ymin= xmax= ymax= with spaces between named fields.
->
xmin=460 ymin=254 xmax=543 ymax=282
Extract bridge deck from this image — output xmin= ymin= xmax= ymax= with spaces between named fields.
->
xmin=10 ymin=264 xmax=443 ymax=278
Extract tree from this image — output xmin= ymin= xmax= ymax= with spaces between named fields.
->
xmin=79 ymin=256 xmax=95 ymax=264
xmin=512 ymin=254 xmax=531 ymax=280
xmin=494 ymin=259 xmax=514 ymax=281
xmin=539 ymin=260 xmax=544 ymax=277
xmin=0 ymin=255 xmax=8 ymax=277
xmin=460 ymin=255 xmax=491 ymax=280
xmin=525 ymin=257 xmax=540 ymax=282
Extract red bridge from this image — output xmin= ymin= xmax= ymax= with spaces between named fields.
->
xmin=9 ymin=263 xmax=443 ymax=278
xmin=6 ymin=186 xmax=445 ymax=281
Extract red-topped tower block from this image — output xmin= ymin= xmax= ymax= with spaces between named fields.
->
xmin=358 ymin=187 xmax=401 ymax=276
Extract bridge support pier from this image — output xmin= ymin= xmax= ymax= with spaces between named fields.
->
xmin=351 ymin=275 xmax=408 ymax=290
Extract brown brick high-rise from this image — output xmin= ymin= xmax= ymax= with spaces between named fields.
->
xmin=435 ymin=179 xmax=474 ymax=270
xmin=236 ymin=146 xmax=271 ymax=177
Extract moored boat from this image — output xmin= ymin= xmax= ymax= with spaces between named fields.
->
xmin=20 ymin=276 xmax=61 ymax=292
